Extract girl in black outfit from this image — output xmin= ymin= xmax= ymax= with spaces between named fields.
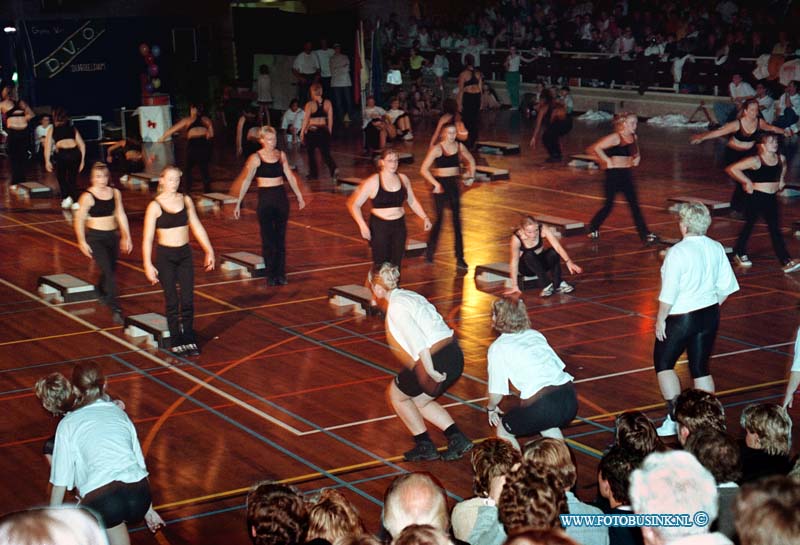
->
xmin=159 ymin=104 xmax=214 ymax=193
xmin=236 ymin=105 xmax=261 ymax=160
xmin=457 ymin=55 xmax=482 ymax=150
xmin=142 ymin=166 xmax=215 ymax=356
xmin=530 ymin=88 xmax=573 ymax=162
xmin=45 ymin=107 xmax=86 ymax=210
xmin=106 ymin=138 xmax=145 ymax=175
xmin=0 ymin=85 xmax=35 ymax=186
xmin=419 ymin=123 xmax=476 ymax=270
xmin=587 ymin=113 xmax=657 ymax=243
xmin=233 ymin=127 xmax=306 ymax=286
xmin=300 ymin=83 xmax=337 ymax=180
xmin=726 ymin=133 xmax=800 ymax=273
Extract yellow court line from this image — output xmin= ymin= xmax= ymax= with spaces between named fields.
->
xmin=565 ymin=438 xmax=604 ymax=457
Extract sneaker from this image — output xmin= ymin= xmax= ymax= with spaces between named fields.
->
xmin=276 ymin=276 xmax=289 ymax=285
xmin=61 ymin=196 xmax=73 ymax=209
xmin=402 ymin=132 xmax=414 ymax=141
xmin=441 ymin=433 xmax=474 ymax=461
xmin=734 ymin=254 xmax=753 ymax=268
xmin=71 ymin=202 xmax=80 ymax=211
xmin=587 ymin=230 xmax=599 ymax=239
xmin=540 ymin=283 xmax=555 ymax=297
xmin=267 ymin=277 xmax=278 ymax=286
xmin=556 ymin=281 xmax=574 ymax=294
xmin=645 ymin=232 xmax=659 ymax=243
xmin=185 ymin=343 xmax=201 ymax=357
xmin=403 ymin=441 xmax=440 ymax=462
xmin=170 ymin=344 xmax=186 ymax=356
xmin=783 ymin=260 xmax=800 ymax=274
xmin=656 ymin=415 xmax=677 ymax=437
xmin=456 ymin=258 xmax=469 ymax=271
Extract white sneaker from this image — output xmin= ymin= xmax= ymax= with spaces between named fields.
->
xmin=556 ymin=281 xmax=574 ymax=294
xmin=540 ymin=283 xmax=554 ymax=297
xmin=61 ymin=196 xmax=73 ymax=209
xmin=656 ymin=415 xmax=677 ymax=437
xmin=734 ymin=254 xmax=752 ymax=268
xmin=402 ymin=132 xmax=414 ymax=141
xmin=783 ymin=260 xmax=800 ymax=274
xmin=120 ymin=174 xmax=129 ymax=182
xmin=71 ymin=202 xmax=80 ymax=211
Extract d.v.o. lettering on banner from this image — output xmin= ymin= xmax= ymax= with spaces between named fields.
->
xmin=34 ymin=20 xmax=106 ymax=79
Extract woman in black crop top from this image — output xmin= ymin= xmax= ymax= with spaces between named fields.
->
xmin=142 ymin=166 xmax=215 ymax=356
xmin=159 ymin=104 xmax=214 ymax=193
xmin=73 ymin=163 xmax=132 ymax=324
xmin=348 ymin=149 xmax=431 ymax=269
xmin=232 ymin=126 xmax=305 ymax=286
xmin=420 ymin=123 xmax=476 ymax=270
xmin=587 ymin=112 xmax=658 ymax=243
xmin=529 ymin=88 xmax=572 ymax=162
xmin=236 ymin=104 xmax=261 ymax=160
xmin=0 ymin=84 xmax=35 ymax=186
xmin=726 ymin=134 xmax=800 ymax=273
xmin=507 ymin=215 xmax=582 ymax=296
xmin=457 ymin=55 xmax=483 ymax=150
xmin=691 ymin=99 xmax=787 ymax=214
xmin=45 ymin=107 xmax=86 ymax=210
xmin=299 ymin=83 xmax=338 ymax=181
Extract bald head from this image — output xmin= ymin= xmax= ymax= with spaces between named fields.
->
xmin=383 ymin=473 xmax=449 ymax=538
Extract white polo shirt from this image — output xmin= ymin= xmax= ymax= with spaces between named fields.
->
xmin=314 ymin=48 xmax=335 ymax=78
xmin=658 ymin=235 xmax=739 ymax=315
xmin=330 ymin=53 xmax=352 ymax=87
xmin=386 ymin=289 xmax=453 ymax=361
xmin=487 ymin=329 xmax=573 ymax=399
xmin=293 ymin=52 xmax=320 ymax=75
xmin=281 ymin=108 xmax=304 ymax=130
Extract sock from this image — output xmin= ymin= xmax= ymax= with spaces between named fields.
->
xmin=443 ymin=424 xmax=462 ymax=440
xmin=666 ymin=398 xmax=677 ymax=420
xmin=413 ymin=431 xmax=432 ymax=445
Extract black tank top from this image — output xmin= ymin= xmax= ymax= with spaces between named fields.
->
xmin=255 ymin=156 xmax=283 ymax=178
xmin=372 ymin=174 xmax=407 ymax=208
xmin=155 ymin=200 xmax=188 ymax=229
xmin=434 ymin=144 xmax=461 ymax=168
xmin=606 ymin=136 xmax=637 ymax=157
xmin=745 ymin=156 xmax=783 ymax=183
xmin=734 ymin=119 xmax=757 ymax=142
xmin=7 ymin=100 xmax=25 ymax=118
xmin=86 ymin=191 xmax=116 ymax=218
xmin=311 ymin=100 xmax=327 ymax=118
xmin=53 ymin=124 xmax=75 ymax=143
xmin=516 ymin=228 xmax=543 ymax=254
xmin=465 ymin=68 xmax=479 ymax=86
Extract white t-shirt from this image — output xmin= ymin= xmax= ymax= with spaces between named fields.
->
xmin=440 ymin=36 xmax=454 ymax=49
xmin=659 ymin=235 xmax=739 ymax=315
xmin=386 ymin=289 xmax=453 ymax=361
xmin=418 ymin=32 xmax=432 ymax=50
xmin=256 ymin=74 xmax=272 ymax=102
xmin=293 ymin=52 xmax=320 ymax=75
xmin=729 ymin=81 xmax=755 ymax=100
xmin=777 ymin=92 xmax=800 ymax=132
xmin=387 ymin=108 xmax=406 ymax=123
xmin=314 ymin=48 xmax=335 ymax=78
xmin=757 ymin=95 xmax=775 ymax=123
xmin=50 ymin=400 xmax=148 ymax=496
xmin=487 ymin=329 xmax=573 ymax=399
xmin=433 ymin=54 xmax=450 ymax=77
xmin=362 ymin=106 xmax=387 ymax=128
xmin=506 ymin=54 xmax=521 ymax=72
xmin=281 ymin=108 xmax=305 ymax=131
xmin=35 ymin=124 xmax=49 ymax=152
xmin=330 ymin=53 xmax=352 ymax=87
xmin=791 ymin=327 xmax=800 ymax=372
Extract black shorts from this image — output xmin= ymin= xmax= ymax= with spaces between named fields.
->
xmin=502 ymin=382 xmax=578 ymax=436
xmin=81 ymin=477 xmax=151 ymax=529
xmin=395 ymin=339 xmax=464 ymax=398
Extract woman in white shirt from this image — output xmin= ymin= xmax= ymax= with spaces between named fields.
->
xmin=485 ymin=298 xmax=578 ymax=451
xmin=45 ymin=361 xmax=164 ymax=545
xmin=653 ymin=202 xmax=739 ymax=436
xmin=362 ymin=95 xmax=394 ymax=152
xmin=369 ymin=262 xmax=473 ymax=462
xmin=280 ymin=99 xmax=305 ymax=144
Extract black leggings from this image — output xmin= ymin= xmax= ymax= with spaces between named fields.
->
xmin=542 ymin=118 xmax=572 ymax=159
xmin=427 ymin=176 xmax=464 ymax=259
xmin=55 ymin=147 xmax=82 ymax=201
xmin=395 ymin=339 xmax=464 ymax=398
xmin=370 ymin=214 xmax=406 ymax=268
xmin=653 ymin=303 xmax=719 ymax=378
xmin=6 ymin=128 xmax=29 ymax=185
xmin=462 ymin=92 xmax=481 ymax=149
xmin=184 ymin=138 xmax=211 ymax=193
xmin=519 ymin=247 xmax=561 ymax=288
xmin=502 ymin=382 xmax=578 ymax=436
xmin=81 ymin=477 xmax=151 ymax=529
xmin=364 ymin=122 xmax=382 ymax=151
xmin=257 ymin=186 xmax=290 ymax=280
xmin=734 ymin=190 xmax=791 ymax=264
xmin=725 ymin=146 xmax=754 ymax=213
xmin=588 ymin=168 xmax=650 ymax=239
xmin=86 ymin=228 xmax=120 ymax=312
xmin=305 ymin=128 xmax=337 ymax=178
xmin=156 ymin=244 xmax=195 ymax=346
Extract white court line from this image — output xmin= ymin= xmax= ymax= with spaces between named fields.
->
xmin=297 ymin=340 xmax=795 ymax=436
xmin=0 ymin=278 xmax=305 ymax=436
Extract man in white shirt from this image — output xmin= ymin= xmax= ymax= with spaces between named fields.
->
xmin=329 ymin=43 xmax=353 ymax=134
xmin=314 ymin=38 xmax=335 ymax=98
xmin=461 ymin=38 xmax=484 ymax=68
xmin=713 ymin=73 xmax=755 ymax=125
xmin=755 ymin=82 xmax=775 ymax=123
xmin=292 ymin=41 xmax=320 ymax=102
xmin=774 ymin=80 xmax=800 ymax=134
xmin=653 ymin=202 xmax=739 ymax=436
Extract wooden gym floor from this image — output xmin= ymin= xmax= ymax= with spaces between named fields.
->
xmin=0 ymin=111 xmax=799 ymax=544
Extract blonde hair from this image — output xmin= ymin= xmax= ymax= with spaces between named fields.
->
xmin=678 ymin=202 xmax=712 ymax=236
xmin=90 ymin=162 xmax=110 ymax=178
xmin=34 ymin=373 xmax=75 ymax=416
xmin=0 ymin=506 xmax=108 ymax=545
xmin=306 ymin=489 xmax=365 ymax=542
xmin=259 ymin=126 xmax=277 ymax=138
xmin=741 ymin=403 xmax=792 ymax=456
xmin=492 ymin=298 xmax=531 ymax=334
xmin=519 ymin=215 xmax=538 ymax=229
xmin=522 ymin=438 xmax=577 ymax=490
xmin=369 ymin=262 xmax=400 ymax=291
xmin=612 ymin=112 xmax=636 ymax=131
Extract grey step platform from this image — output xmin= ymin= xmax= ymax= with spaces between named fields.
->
xmin=406 ymin=238 xmax=427 ymax=258
xmin=568 ymin=154 xmax=600 ymax=169
xmin=37 ymin=274 xmax=96 ymax=303
xmin=668 ymin=196 xmax=730 ymax=215
xmin=475 ymin=262 xmax=538 ymax=290
xmin=328 ymin=284 xmax=380 ymax=316
xmin=124 ymin=312 xmax=170 ymax=348
xmin=476 ymin=141 xmax=520 ymax=155
xmin=220 ymin=251 xmax=266 ymax=278
xmin=197 ymin=192 xmax=237 ymax=207
xmin=536 ymin=214 xmax=585 ymax=237
xmin=14 ymin=182 xmax=53 ymax=198
xmin=475 ymin=166 xmax=510 ymax=181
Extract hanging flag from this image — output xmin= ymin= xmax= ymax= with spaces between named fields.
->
xmin=354 ymin=25 xmax=361 ymax=105
xmin=371 ymin=21 xmax=382 ymax=101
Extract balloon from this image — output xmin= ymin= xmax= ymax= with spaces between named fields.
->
xmin=139 ymin=43 xmax=150 ymax=57
xmin=151 ymin=45 xmax=161 ymax=58
xmin=148 ymin=64 xmax=159 ymax=77
xmin=145 ymin=54 xmax=155 ymax=65
xmin=144 ymin=82 xmax=155 ymax=94
xmin=152 ymin=78 xmax=161 ymax=89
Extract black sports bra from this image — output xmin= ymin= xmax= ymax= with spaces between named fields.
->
xmin=189 ymin=116 xmax=205 ymax=129
xmin=744 ymin=156 xmax=783 ymax=183
xmin=53 ymin=124 xmax=75 ymax=143
xmin=434 ymin=144 xmax=461 ymax=169
xmin=86 ymin=191 xmax=116 ymax=218
xmin=465 ymin=69 xmax=479 ymax=87
xmin=606 ymin=136 xmax=638 ymax=157
xmin=255 ymin=156 xmax=283 ymax=178
xmin=155 ymin=200 xmax=188 ymax=229
xmin=516 ymin=227 xmax=543 ymax=253
xmin=372 ymin=174 xmax=407 ymax=209
xmin=7 ymin=101 xmax=25 ymax=118
xmin=733 ymin=119 xmax=757 ymax=143
xmin=311 ymin=100 xmax=327 ymax=118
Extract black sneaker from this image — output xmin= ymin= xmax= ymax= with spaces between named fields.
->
xmin=441 ymin=432 xmax=474 ymax=461
xmin=276 ymin=276 xmax=288 ymax=285
xmin=403 ymin=441 xmax=440 ymax=462
xmin=170 ymin=344 xmax=186 ymax=356
xmin=185 ymin=343 xmax=201 ymax=357
xmin=267 ymin=277 xmax=278 ymax=286
xmin=456 ymin=258 xmax=469 ymax=271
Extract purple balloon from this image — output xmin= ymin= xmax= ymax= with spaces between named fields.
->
xmin=148 ymin=64 xmax=159 ymax=77
xmin=144 ymin=82 xmax=155 ymax=94
xmin=151 ymin=45 xmax=161 ymax=58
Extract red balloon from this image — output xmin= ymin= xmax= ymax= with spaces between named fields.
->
xmin=148 ymin=64 xmax=159 ymax=77
xmin=139 ymin=43 xmax=150 ymax=57
xmin=145 ymin=54 xmax=155 ymax=65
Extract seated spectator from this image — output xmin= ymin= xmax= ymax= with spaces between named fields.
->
xmin=392 ymin=524 xmax=452 ymax=545
xmin=614 ymin=411 xmax=667 ymax=460
xmin=0 ymin=506 xmax=108 ymax=545
xmin=597 ymin=446 xmax=644 ymax=545
xmin=671 ymin=389 xmax=726 ymax=444
xmin=739 ymin=403 xmax=794 ymax=483
xmin=246 ymin=482 xmax=308 ymax=545
xmin=281 ymin=99 xmax=305 ymax=145
xmin=630 ymin=451 xmax=731 ymax=545
xmin=409 ymin=48 xmax=426 ymax=86
xmin=734 ymin=476 xmax=800 ymax=545
xmin=481 ymin=83 xmax=501 ymax=110
xmin=505 ymin=529 xmax=580 ymax=545
xmin=755 ymin=82 xmax=776 ymax=123
xmin=383 ymin=473 xmax=450 ymax=540
xmin=773 ymin=80 xmax=799 ymax=134
xmin=387 ymin=97 xmax=414 ymax=141
xmin=306 ymin=489 xmax=365 ymax=545
xmin=499 ymin=461 xmax=566 ymax=535
xmin=684 ymin=429 xmax=741 ymax=540
xmin=713 ymin=73 xmax=756 ymax=125
xmin=362 ymin=96 xmax=393 ymax=152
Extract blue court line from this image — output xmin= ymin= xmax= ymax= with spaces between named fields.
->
xmin=718 ymin=335 xmax=792 ymax=357
xmin=109 ymin=354 xmax=385 ymax=507
xmin=574 ymin=415 xmax=615 ymax=433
